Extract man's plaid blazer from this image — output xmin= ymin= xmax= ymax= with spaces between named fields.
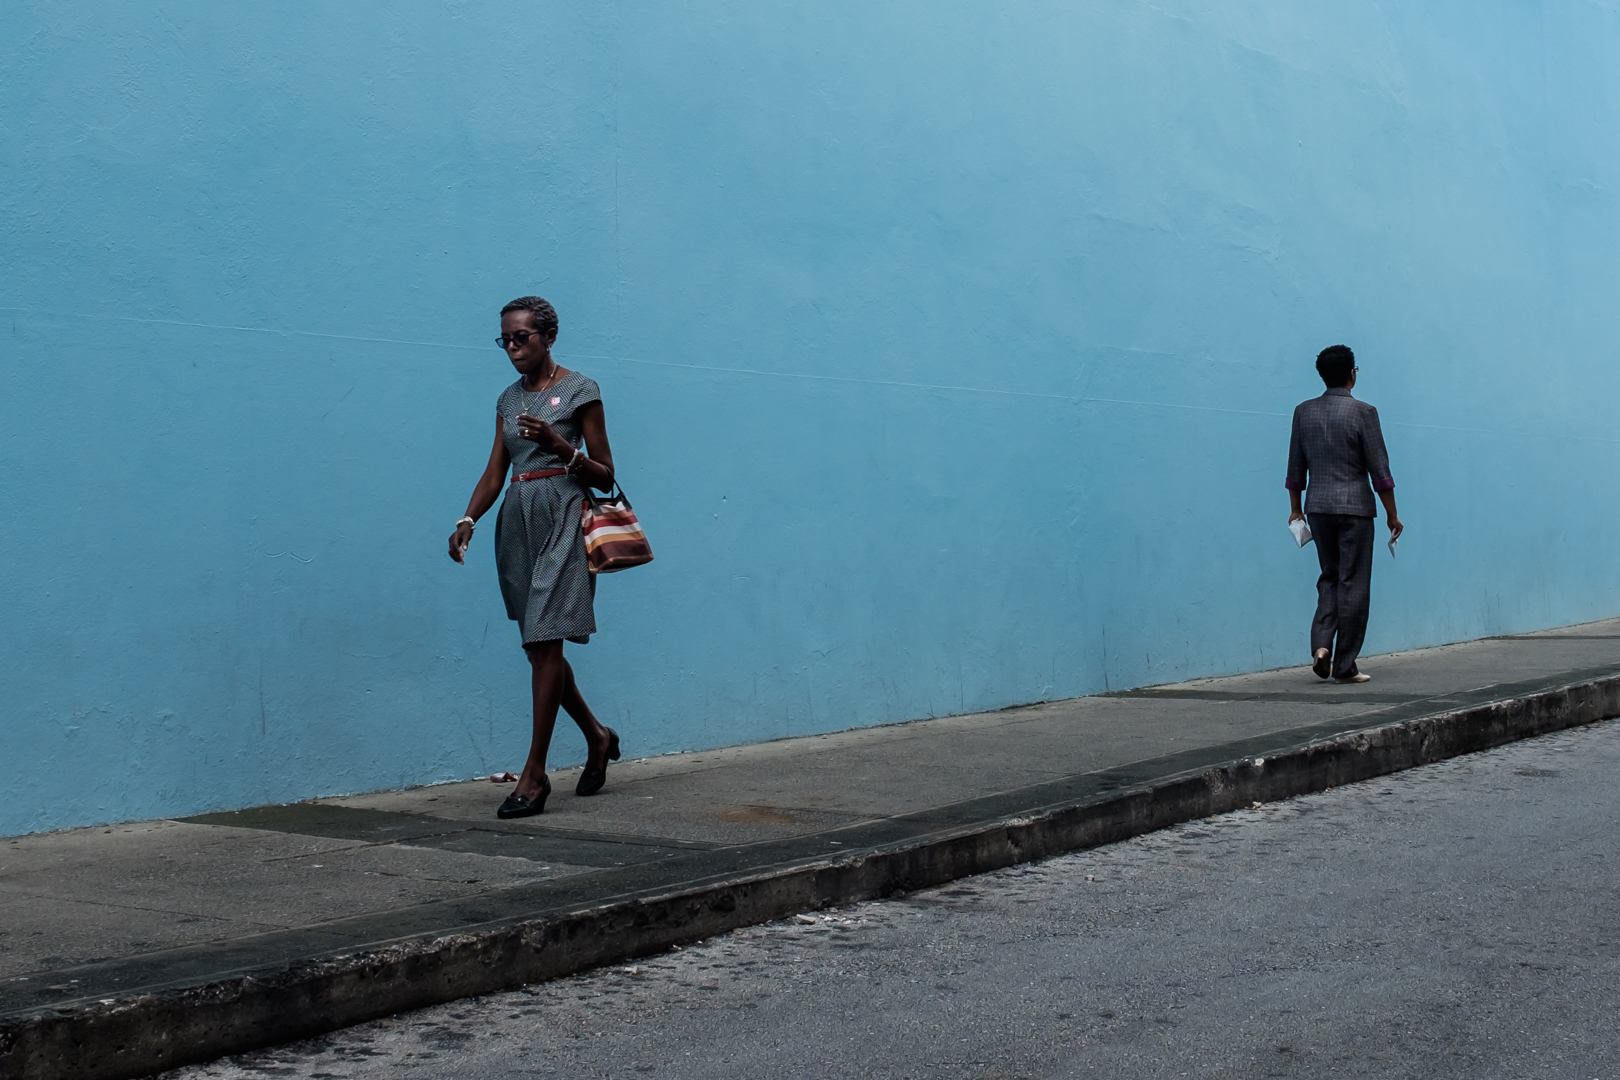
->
xmin=1285 ymin=388 xmax=1395 ymax=517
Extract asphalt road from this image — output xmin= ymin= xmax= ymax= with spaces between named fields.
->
xmin=161 ymin=719 xmax=1620 ymax=1080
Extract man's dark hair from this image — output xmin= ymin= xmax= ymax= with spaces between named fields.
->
xmin=500 ymin=296 xmax=558 ymax=334
xmin=1315 ymin=344 xmax=1355 ymax=388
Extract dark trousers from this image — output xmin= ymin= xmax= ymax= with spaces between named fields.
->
xmin=1308 ymin=513 xmax=1375 ymax=679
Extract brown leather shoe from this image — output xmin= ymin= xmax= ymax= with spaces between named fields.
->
xmin=1312 ymin=648 xmax=1332 ymax=679
xmin=1334 ymin=673 xmax=1371 ymax=684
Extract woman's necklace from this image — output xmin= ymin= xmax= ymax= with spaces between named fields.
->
xmin=521 ymin=361 xmax=564 ymax=414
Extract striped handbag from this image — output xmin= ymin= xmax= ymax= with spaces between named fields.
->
xmin=580 ymin=484 xmax=654 ymax=574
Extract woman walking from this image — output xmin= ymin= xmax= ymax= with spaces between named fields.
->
xmin=448 ymin=296 xmax=620 ymax=818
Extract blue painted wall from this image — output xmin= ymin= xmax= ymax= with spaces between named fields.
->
xmin=5 ymin=2 xmax=1619 ymax=835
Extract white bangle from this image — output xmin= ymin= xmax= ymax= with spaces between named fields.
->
xmin=566 ymin=448 xmax=585 ymax=473
xmin=456 ymin=516 xmax=475 ymax=531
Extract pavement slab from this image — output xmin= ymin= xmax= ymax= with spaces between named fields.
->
xmin=2 ymin=620 xmax=1619 ymax=1080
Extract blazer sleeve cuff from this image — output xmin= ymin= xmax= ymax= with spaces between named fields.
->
xmin=1284 ymin=477 xmax=1306 ymax=491
xmin=1372 ymin=476 xmax=1395 ymax=492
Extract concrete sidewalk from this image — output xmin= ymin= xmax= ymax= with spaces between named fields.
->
xmin=5 ymin=621 xmax=1620 ymax=1080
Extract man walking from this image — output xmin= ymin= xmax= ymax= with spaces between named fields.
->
xmin=1286 ymin=345 xmax=1403 ymax=684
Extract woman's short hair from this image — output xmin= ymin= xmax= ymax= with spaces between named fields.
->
xmin=501 ymin=296 xmax=558 ymax=334
xmin=1315 ymin=344 xmax=1355 ymax=387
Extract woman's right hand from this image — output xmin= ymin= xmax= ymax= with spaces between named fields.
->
xmin=448 ymin=522 xmax=473 ymax=564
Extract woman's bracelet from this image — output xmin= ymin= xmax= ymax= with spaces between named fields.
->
xmin=566 ymin=448 xmax=586 ymax=474
xmin=456 ymin=516 xmax=476 ymax=531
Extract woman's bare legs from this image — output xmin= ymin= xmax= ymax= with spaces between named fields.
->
xmin=516 ymin=640 xmax=566 ymax=800
xmin=559 ymin=659 xmax=614 ymax=769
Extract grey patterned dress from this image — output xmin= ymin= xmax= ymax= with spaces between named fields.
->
xmin=493 ymin=370 xmax=601 ymax=645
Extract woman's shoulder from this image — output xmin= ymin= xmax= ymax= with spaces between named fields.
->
xmin=565 ymin=370 xmax=601 ymax=404
xmin=496 ymin=378 xmax=524 ymax=404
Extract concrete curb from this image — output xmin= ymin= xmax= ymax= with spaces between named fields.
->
xmin=5 ymin=672 xmax=1618 ymax=1080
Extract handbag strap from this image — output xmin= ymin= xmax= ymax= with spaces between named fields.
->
xmin=583 ymin=479 xmax=629 ymax=511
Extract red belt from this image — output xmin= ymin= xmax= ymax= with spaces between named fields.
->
xmin=510 ymin=468 xmax=567 ymax=484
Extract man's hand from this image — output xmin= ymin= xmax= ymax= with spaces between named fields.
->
xmin=1376 ymin=489 xmax=1402 ymax=541
xmin=1289 ymin=511 xmax=1306 ymax=524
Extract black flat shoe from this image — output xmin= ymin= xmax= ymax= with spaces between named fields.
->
xmin=497 ymin=775 xmax=550 ymax=818
xmin=575 ymin=728 xmax=621 ymax=797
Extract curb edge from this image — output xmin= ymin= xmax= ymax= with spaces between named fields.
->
xmin=5 ymin=674 xmax=1617 ymax=1080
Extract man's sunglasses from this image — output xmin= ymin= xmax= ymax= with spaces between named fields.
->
xmin=496 ymin=330 xmax=547 ymax=349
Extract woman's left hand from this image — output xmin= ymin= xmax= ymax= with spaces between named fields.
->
xmin=516 ymin=414 xmax=571 ymax=456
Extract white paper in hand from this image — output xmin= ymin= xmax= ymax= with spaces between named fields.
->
xmin=1388 ymin=535 xmax=1398 ymax=559
xmin=1288 ymin=518 xmax=1312 ymax=548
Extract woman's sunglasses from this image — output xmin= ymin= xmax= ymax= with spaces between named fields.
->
xmin=496 ymin=330 xmax=547 ymax=349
